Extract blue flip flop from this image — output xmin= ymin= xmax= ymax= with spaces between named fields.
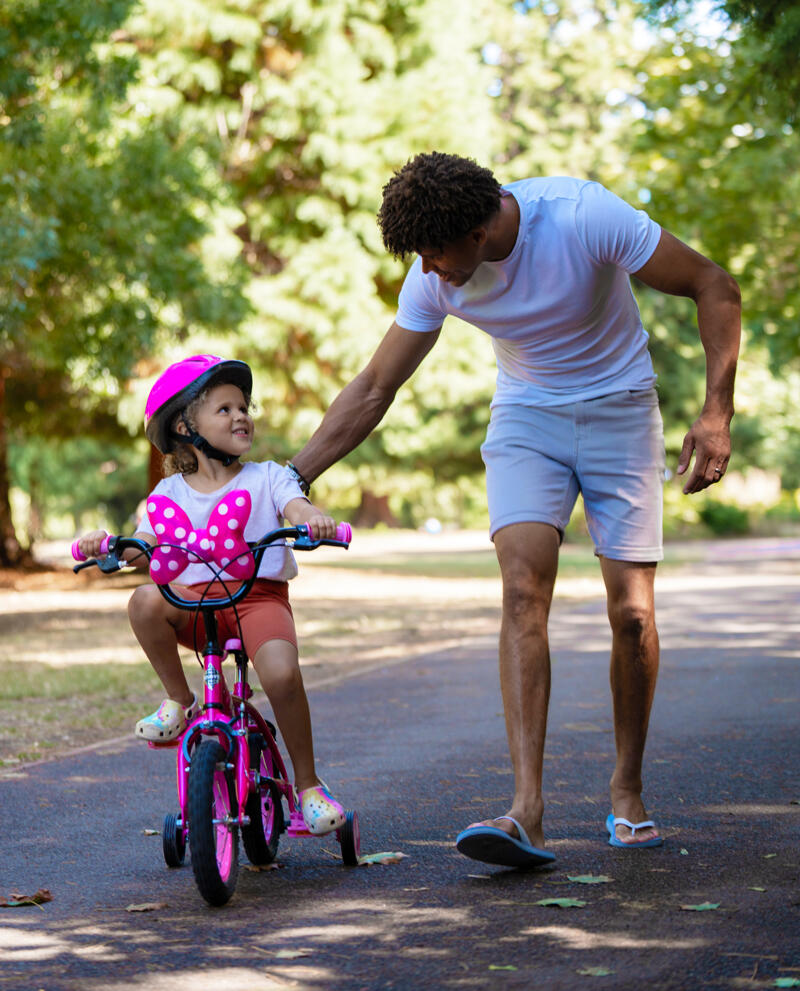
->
xmin=456 ymin=815 xmax=556 ymax=868
xmin=606 ymin=813 xmax=664 ymax=849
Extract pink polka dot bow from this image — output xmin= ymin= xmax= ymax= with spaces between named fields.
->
xmin=146 ymin=490 xmax=254 ymax=584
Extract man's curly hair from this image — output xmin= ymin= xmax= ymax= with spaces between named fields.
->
xmin=378 ymin=152 xmax=502 ymax=258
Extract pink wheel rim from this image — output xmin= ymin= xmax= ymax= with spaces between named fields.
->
xmin=212 ymin=770 xmax=234 ymax=879
xmin=261 ymin=752 xmax=277 ymax=836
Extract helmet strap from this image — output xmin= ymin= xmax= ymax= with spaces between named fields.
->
xmin=170 ymin=416 xmax=238 ymax=468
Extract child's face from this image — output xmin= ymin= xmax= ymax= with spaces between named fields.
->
xmin=192 ymin=383 xmax=254 ymax=458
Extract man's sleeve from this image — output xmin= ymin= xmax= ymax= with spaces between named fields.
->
xmin=575 ymin=181 xmax=661 ymax=273
xmin=396 ymin=257 xmax=447 ymax=332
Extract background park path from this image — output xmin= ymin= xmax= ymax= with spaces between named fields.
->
xmin=1 ymin=535 xmax=798 ymax=990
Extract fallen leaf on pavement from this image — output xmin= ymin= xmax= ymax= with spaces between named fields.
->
xmin=126 ymin=902 xmax=168 ymax=913
xmin=764 ymin=853 xmax=778 ymax=859
xmin=270 ymin=948 xmax=314 ymax=959
xmin=680 ymin=902 xmax=720 ymax=911
xmin=680 ymin=848 xmax=689 ymax=856
xmin=358 ymin=851 xmax=409 ymax=865
xmin=0 ymin=888 xmax=53 ymax=908
xmin=577 ymin=967 xmax=614 ymax=977
xmin=749 ymin=887 xmax=767 ymax=892
xmin=489 ymin=965 xmax=517 ymax=971
xmin=774 ymin=980 xmax=800 ymax=988
xmin=536 ymin=898 xmax=586 ymax=908
xmin=142 ymin=829 xmax=160 ymax=836
xmin=566 ymin=874 xmax=613 ymax=885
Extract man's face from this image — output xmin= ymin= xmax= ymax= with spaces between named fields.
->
xmin=417 ymin=231 xmax=484 ymax=287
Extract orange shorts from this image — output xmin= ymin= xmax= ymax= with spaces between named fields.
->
xmin=176 ymin=579 xmax=296 ymax=658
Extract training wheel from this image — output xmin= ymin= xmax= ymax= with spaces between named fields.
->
xmin=337 ymin=810 xmax=360 ymax=866
xmin=162 ymin=812 xmax=186 ymax=868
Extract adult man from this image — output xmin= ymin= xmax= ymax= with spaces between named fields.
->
xmin=286 ymin=152 xmax=741 ymax=867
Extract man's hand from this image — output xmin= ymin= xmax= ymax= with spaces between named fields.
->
xmin=676 ymin=412 xmax=731 ymax=494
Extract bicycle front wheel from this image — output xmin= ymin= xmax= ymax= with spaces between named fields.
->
xmin=188 ymin=740 xmax=239 ymax=906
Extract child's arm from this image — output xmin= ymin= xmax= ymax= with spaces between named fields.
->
xmin=76 ymin=529 xmax=155 ymax=569
xmin=283 ymin=498 xmax=337 ymax=540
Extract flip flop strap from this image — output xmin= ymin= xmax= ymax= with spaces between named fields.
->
xmin=613 ymin=816 xmax=656 ymax=836
xmin=495 ymin=815 xmax=533 ymax=847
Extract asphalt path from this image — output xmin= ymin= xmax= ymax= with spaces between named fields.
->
xmin=2 ymin=541 xmax=799 ymax=990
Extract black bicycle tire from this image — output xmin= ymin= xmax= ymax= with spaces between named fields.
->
xmin=162 ymin=812 xmax=186 ymax=868
xmin=188 ymin=740 xmax=239 ymax=906
xmin=241 ymin=736 xmax=284 ymax=865
xmin=339 ymin=810 xmax=361 ymax=867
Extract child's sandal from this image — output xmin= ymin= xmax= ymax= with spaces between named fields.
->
xmin=297 ymin=782 xmax=346 ymax=836
xmin=135 ymin=694 xmax=199 ymax=742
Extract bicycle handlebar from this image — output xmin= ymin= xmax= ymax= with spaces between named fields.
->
xmin=71 ymin=535 xmax=111 ymax=562
xmin=71 ymin=522 xmax=352 ymax=610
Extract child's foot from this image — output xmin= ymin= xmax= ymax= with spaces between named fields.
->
xmin=135 ymin=695 xmax=199 ymax=742
xmin=297 ymin=782 xmax=346 ymax=836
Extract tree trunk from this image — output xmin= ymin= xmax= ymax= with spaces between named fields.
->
xmin=0 ymin=367 xmax=33 ymax=567
xmin=148 ymin=443 xmax=163 ymax=493
xmin=351 ymin=490 xmax=400 ymax=529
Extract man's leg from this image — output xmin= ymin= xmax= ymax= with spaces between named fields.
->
xmin=599 ymin=557 xmax=660 ymax=844
xmin=475 ymin=521 xmax=560 ymax=849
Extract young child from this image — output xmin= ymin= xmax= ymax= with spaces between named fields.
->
xmin=76 ymin=353 xmax=345 ymax=836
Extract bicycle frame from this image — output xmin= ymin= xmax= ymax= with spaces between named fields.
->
xmin=73 ymin=521 xmax=360 ymax=905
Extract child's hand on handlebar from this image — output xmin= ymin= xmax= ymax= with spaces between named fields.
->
xmin=304 ymin=515 xmax=337 ymax=540
xmin=78 ymin=530 xmax=110 ymax=559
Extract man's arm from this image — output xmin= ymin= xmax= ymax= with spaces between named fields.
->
xmin=291 ymin=320 xmax=441 ymax=485
xmin=632 ymin=229 xmax=741 ymax=495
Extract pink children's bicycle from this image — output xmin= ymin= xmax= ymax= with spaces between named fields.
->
xmin=72 ymin=519 xmax=360 ymax=907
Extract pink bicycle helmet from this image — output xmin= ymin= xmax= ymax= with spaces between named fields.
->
xmin=144 ymin=354 xmax=252 ymax=459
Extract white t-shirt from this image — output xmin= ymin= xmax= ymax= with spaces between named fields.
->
xmin=138 ymin=461 xmax=306 ymax=585
xmin=396 ymin=177 xmax=662 ymax=407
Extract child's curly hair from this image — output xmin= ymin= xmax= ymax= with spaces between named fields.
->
xmin=377 ymin=152 xmax=502 ymax=259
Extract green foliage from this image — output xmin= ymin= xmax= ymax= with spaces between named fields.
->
xmin=0 ymin=0 xmax=249 ymax=562
xmin=626 ymin=3 xmax=800 ymax=489
xmin=697 ymin=498 xmax=750 ymax=535
xmin=482 ymin=0 xmax=645 ymax=184
xmin=4 ymin=0 xmax=800 ymax=546
xmin=642 ymin=1 xmax=800 ymax=121
xmin=11 ymin=436 xmax=148 ymax=536
xmin=126 ymin=0 xmax=501 ymax=514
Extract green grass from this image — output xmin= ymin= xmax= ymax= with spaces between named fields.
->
xmin=0 ymin=660 xmax=156 ymax=702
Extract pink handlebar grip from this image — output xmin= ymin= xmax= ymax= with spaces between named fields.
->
xmin=301 ymin=522 xmax=352 ymax=544
xmin=71 ymin=535 xmax=111 ymax=561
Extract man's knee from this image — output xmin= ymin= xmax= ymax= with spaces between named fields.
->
xmin=607 ymin=598 xmax=656 ymax=642
xmin=500 ymin=561 xmax=553 ymax=630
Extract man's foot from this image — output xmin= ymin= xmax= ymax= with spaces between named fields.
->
xmin=608 ymin=786 xmax=661 ymax=844
xmin=472 ymin=815 xmax=546 ymax=850
xmin=456 ymin=815 xmax=555 ymax=868
xmin=606 ymin=812 xmax=663 ymax=848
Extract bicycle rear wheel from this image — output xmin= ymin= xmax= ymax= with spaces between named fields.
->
xmin=241 ymin=734 xmax=284 ymax=865
xmin=188 ymin=739 xmax=239 ymax=906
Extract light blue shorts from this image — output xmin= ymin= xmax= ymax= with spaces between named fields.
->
xmin=481 ymin=389 xmax=666 ymax=562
